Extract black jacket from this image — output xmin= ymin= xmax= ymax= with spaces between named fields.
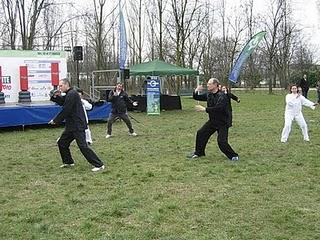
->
xmin=298 ymin=78 xmax=309 ymax=91
xmin=108 ymin=90 xmax=133 ymax=114
xmin=53 ymin=88 xmax=87 ymax=131
xmin=193 ymin=90 xmax=228 ymax=127
xmin=225 ymin=92 xmax=239 ymax=128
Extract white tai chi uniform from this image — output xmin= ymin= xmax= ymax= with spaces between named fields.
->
xmin=81 ymin=99 xmax=93 ymax=144
xmin=281 ymin=93 xmax=315 ymax=142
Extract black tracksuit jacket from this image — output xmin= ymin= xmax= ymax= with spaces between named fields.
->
xmin=193 ymin=90 xmax=229 ymax=128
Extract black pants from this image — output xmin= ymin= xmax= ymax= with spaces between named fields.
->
xmin=302 ymin=89 xmax=309 ymax=98
xmin=107 ymin=112 xmax=134 ymax=135
xmin=57 ymin=130 xmax=104 ymax=167
xmin=195 ymin=121 xmax=238 ymax=159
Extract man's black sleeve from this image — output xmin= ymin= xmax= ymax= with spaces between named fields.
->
xmin=229 ymin=93 xmax=239 ymax=102
xmin=123 ymin=91 xmax=134 ymax=104
xmin=193 ymin=91 xmax=207 ymax=101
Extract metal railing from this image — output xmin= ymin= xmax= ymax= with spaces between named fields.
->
xmin=90 ymin=69 xmax=120 ymax=100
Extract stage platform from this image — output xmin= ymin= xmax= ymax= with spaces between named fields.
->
xmin=0 ymin=101 xmax=111 ymax=128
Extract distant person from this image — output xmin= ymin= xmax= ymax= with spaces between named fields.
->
xmin=188 ymin=78 xmax=239 ymax=161
xmin=280 ymin=85 xmax=317 ymax=143
xmin=49 ymin=79 xmax=105 ymax=172
xmin=221 ymin=85 xmax=240 ymax=128
xmin=76 ymin=88 xmax=93 ymax=145
xmin=298 ymin=73 xmax=309 ymax=98
xmin=106 ymin=82 xmax=138 ymax=139
xmin=316 ymin=79 xmax=320 ymax=103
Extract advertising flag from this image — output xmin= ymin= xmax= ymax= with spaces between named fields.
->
xmin=119 ymin=9 xmax=127 ymax=70
xmin=147 ymin=77 xmax=161 ymax=115
xmin=229 ymin=31 xmax=266 ymax=83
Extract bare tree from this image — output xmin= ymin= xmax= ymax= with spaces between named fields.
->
xmin=263 ymin=0 xmax=287 ymax=93
xmin=16 ymin=0 xmax=51 ymax=49
xmin=126 ymin=0 xmax=144 ymax=64
xmin=145 ymin=0 xmax=167 ymax=60
xmin=168 ymin=0 xmax=201 ymax=66
xmin=274 ymin=1 xmax=297 ymax=88
xmin=84 ymin=0 xmax=116 ymax=70
xmin=41 ymin=3 xmax=82 ymax=50
xmin=1 ymin=0 xmax=18 ymax=49
xmin=200 ymin=1 xmax=216 ymax=81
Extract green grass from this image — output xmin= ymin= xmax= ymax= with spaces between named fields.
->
xmin=1 ymin=90 xmax=320 ymax=239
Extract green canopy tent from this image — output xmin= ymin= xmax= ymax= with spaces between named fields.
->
xmin=129 ymin=59 xmax=199 ymax=76
xmin=128 ymin=60 xmax=199 ymax=111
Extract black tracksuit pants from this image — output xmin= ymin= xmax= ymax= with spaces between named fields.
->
xmin=57 ymin=130 xmax=104 ymax=167
xmin=107 ymin=112 xmax=134 ymax=135
xmin=195 ymin=121 xmax=238 ymax=159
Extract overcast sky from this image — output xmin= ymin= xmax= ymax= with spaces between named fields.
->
xmin=72 ymin=0 xmax=320 ymax=61
xmin=283 ymin=0 xmax=320 ymax=61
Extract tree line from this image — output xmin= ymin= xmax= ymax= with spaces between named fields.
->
xmin=1 ymin=0 xmax=320 ymax=94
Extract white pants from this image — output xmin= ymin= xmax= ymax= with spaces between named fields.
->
xmin=85 ymin=127 xmax=93 ymax=144
xmin=281 ymin=112 xmax=309 ymax=142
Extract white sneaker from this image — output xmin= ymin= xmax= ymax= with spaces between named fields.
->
xmin=231 ymin=156 xmax=239 ymax=161
xmin=91 ymin=165 xmax=105 ymax=172
xmin=60 ymin=163 xmax=75 ymax=168
xmin=105 ymin=134 xmax=112 ymax=139
xmin=129 ymin=132 xmax=137 ymax=136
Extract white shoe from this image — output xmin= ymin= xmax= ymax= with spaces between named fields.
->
xmin=129 ymin=132 xmax=137 ymax=136
xmin=304 ymin=139 xmax=310 ymax=142
xmin=60 ymin=163 xmax=75 ymax=168
xmin=231 ymin=156 xmax=239 ymax=161
xmin=91 ymin=165 xmax=105 ymax=172
xmin=105 ymin=134 xmax=112 ymax=139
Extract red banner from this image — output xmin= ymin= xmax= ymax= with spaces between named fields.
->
xmin=0 ymin=66 xmax=2 ymax=91
xmin=20 ymin=66 xmax=28 ymax=91
xmin=51 ymin=63 xmax=59 ymax=86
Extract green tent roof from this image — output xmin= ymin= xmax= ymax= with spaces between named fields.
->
xmin=129 ymin=59 xmax=199 ymax=76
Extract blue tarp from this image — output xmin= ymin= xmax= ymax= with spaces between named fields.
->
xmin=0 ymin=102 xmax=111 ymax=128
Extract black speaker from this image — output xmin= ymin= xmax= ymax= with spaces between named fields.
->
xmin=73 ymin=46 xmax=83 ymax=61
xmin=124 ymin=69 xmax=130 ymax=79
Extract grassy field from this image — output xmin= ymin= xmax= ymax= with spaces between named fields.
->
xmin=1 ymin=90 xmax=320 ymax=240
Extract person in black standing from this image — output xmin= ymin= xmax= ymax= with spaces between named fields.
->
xmin=316 ymin=79 xmax=320 ymax=103
xmin=106 ymin=82 xmax=138 ymax=139
xmin=188 ymin=78 xmax=239 ymax=161
xmin=221 ymin=85 xmax=240 ymax=128
xmin=49 ymin=79 xmax=105 ymax=172
xmin=298 ymin=73 xmax=309 ymax=98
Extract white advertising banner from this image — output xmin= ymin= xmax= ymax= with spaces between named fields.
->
xmin=0 ymin=50 xmax=67 ymax=103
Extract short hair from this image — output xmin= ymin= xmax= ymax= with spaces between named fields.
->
xmin=208 ymin=78 xmax=220 ymax=85
xmin=60 ymin=78 xmax=71 ymax=87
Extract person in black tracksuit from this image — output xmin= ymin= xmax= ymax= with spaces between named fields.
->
xmin=221 ymin=85 xmax=240 ymax=128
xmin=49 ymin=79 xmax=105 ymax=172
xmin=297 ymin=74 xmax=309 ymax=98
xmin=106 ymin=82 xmax=138 ymax=138
xmin=189 ymin=78 xmax=239 ymax=160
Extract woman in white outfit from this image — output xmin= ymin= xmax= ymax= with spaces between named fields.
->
xmin=281 ymin=85 xmax=317 ymax=142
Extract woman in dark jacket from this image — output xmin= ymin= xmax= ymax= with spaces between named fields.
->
xmin=221 ymin=86 xmax=240 ymax=128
